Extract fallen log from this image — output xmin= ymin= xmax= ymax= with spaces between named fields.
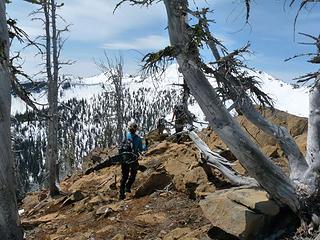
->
xmin=85 ymin=152 xmax=146 ymax=175
xmin=187 ymin=130 xmax=259 ymax=187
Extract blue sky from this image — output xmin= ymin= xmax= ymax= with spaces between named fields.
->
xmin=7 ymin=0 xmax=320 ymax=83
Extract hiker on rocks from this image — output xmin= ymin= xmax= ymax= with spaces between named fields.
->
xmin=119 ymin=121 xmax=145 ymax=200
xmin=172 ymin=103 xmax=185 ymax=134
xmin=156 ymin=116 xmax=170 ymax=137
xmin=172 ymin=80 xmax=195 ymax=134
xmin=157 ymin=117 xmax=166 ymax=135
xmin=172 ymin=103 xmax=194 ymax=142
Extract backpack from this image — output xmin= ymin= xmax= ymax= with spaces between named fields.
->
xmin=118 ymin=138 xmax=133 ymax=155
xmin=118 ymin=135 xmax=137 ymax=164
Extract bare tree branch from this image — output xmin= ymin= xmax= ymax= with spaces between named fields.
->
xmin=288 ymin=0 xmax=320 ymax=35
xmin=114 ymin=0 xmax=158 ymax=13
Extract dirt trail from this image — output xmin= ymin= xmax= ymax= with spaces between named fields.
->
xmin=21 ymin=140 xmax=214 ymax=240
xmin=20 ymin=109 xmax=308 ymax=239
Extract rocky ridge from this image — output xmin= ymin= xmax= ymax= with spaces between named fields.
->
xmin=20 ymin=108 xmax=308 ymax=240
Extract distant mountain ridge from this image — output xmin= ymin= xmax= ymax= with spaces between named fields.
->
xmin=12 ymin=64 xmax=309 ymax=118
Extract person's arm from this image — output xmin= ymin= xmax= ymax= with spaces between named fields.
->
xmin=127 ymin=132 xmax=132 ymax=141
xmin=142 ymin=138 xmax=148 ymax=151
xmin=138 ymin=137 xmax=144 ymax=152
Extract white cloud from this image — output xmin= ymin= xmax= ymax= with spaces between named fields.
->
xmin=61 ymin=0 xmax=167 ymax=42
xmin=8 ymin=0 xmax=167 ymax=42
xmin=103 ymin=35 xmax=169 ymax=50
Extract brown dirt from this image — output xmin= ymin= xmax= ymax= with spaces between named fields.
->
xmin=20 ymin=108 xmax=308 ymax=240
xmin=21 ymin=187 xmax=210 ymax=239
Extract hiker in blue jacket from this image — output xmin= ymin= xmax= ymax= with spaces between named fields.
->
xmin=119 ymin=121 xmax=146 ymax=200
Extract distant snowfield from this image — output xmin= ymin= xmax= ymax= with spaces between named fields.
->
xmin=11 ymin=64 xmax=310 ymax=118
xmin=248 ymin=70 xmax=309 ymax=118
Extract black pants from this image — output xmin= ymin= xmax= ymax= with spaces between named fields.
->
xmin=120 ymin=161 xmax=138 ymax=196
xmin=175 ymin=120 xmax=184 ymax=143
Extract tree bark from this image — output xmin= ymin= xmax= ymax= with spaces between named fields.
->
xmin=163 ymin=0 xmax=300 ymax=212
xmin=302 ymin=76 xmax=320 ymax=194
xmin=235 ymin=96 xmax=308 ymax=181
xmin=306 ymin=76 xmax=320 ymax=170
xmin=115 ymin=62 xmax=124 ymax=144
xmin=0 ymin=1 xmax=23 ymax=238
xmin=45 ymin=0 xmax=60 ymax=196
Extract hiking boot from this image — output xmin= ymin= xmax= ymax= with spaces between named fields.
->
xmin=119 ymin=193 xmax=126 ymax=200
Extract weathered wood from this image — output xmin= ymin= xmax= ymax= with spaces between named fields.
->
xmin=237 ymin=97 xmax=308 ymax=181
xmin=306 ymin=76 xmax=320 ymax=170
xmin=97 ymin=55 xmax=125 ymax=145
xmin=45 ymin=0 xmax=60 ymax=196
xmin=163 ymin=0 xmax=299 ymax=212
xmin=202 ymin=21 xmax=308 ymax=181
xmin=0 ymin=1 xmax=23 ymax=238
xmin=302 ymin=76 xmax=320 ymax=195
xmin=188 ymin=131 xmax=259 ymax=186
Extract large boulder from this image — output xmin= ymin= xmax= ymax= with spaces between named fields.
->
xmin=160 ymin=143 xmax=216 ymax=197
xmin=295 ymin=132 xmax=307 ymax=154
xmin=200 ymin=187 xmax=281 ymax=240
xmin=227 ymin=188 xmax=280 ymax=216
xmin=183 ymin=167 xmax=215 ymax=199
xmin=135 ymin=171 xmax=172 ymax=197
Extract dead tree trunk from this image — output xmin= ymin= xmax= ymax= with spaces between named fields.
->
xmin=160 ymin=0 xmax=320 ymax=222
xmin=45 ymin=0 xmax=60 ymax=196
xmin=25 ymin=0 xmax=70 ymax=195
xmin=306 ymin=76 xmax=320 ymax=168
xmin=303 ymin=76 xmax=320 ymax=193
xmin=97 ymin=55 xmax=125 ymax=145
xmin=163 ymin=0 xmax=300 ymax=212
xmin=188 ymin=130 xmax=259 ymax=186
xmin=114 ymin=61 xmax=124 ymax=144
xmin=202 ymin=26 xmax=308 ymax=182
xmin=0 ymin=1 xmax=23 ymax=238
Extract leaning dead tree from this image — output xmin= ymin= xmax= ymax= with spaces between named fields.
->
xmin=188 ymin=7 xmax=308 ymax=183
xmin=116 ymin=0 xmax=320 ymax=226
xmin=0 ymin=1 xmax=24 ymax=239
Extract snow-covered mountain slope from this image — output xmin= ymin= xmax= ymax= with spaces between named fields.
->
xmin=11 ymin=64 xmax=309 ymax=118
xmin=245 ymin=70 xmax=309 ymax=117
xmin=11 ymin=64 xmax=183 ymax=115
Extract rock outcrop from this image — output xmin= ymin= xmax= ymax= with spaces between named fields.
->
xmin=20 ymin=108 xmax=307 ymax=239
xmin=200 ymin=187 xmax=283 ymax=239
